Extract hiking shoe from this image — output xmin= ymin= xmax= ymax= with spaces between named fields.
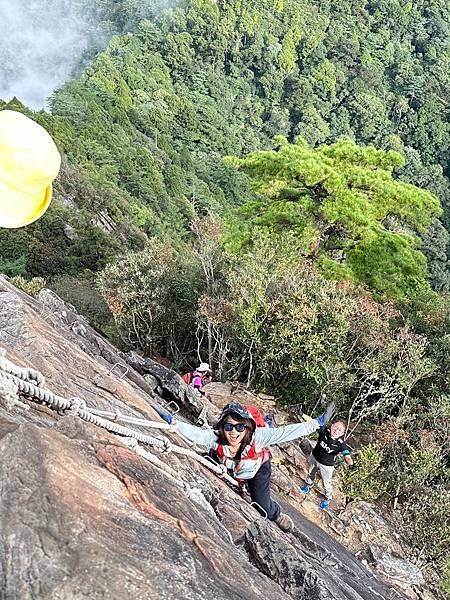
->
xmin=275 ymin=513 xmax=294 ymax=532
xmin=319 ymin=499 xmax=330 ymax=510
xmin=299 ymin=485 xmax=311 ymax=494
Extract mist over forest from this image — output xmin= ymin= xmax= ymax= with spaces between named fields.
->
xmin=0 ymin=0 xmax=172 ymax=107
xmin=0 ymin=0 xmax=101 ymax=108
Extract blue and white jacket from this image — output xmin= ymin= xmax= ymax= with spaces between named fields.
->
xmin=174 ymin=419 xmax=319 ymax=480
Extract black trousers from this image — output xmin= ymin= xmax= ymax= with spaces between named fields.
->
xmin=208 ymin=451 xmax=280 ymax=521
xmin=246 ymin=459 xmax=280 ymax=521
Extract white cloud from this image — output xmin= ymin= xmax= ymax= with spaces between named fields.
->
xmin=0 ymin=0 xmax=96 ymax=109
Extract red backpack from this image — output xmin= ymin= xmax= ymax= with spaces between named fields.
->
xmin=244 ymin=404 xmax=266 ymax=428
xmin=182 ymin=371 xmax=193 ymax=384
xmin=182 ymin=371 xmax=206 ymax=385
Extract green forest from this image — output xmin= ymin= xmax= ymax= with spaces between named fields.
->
xmin=1 ymin=0 xmax=449 ymax=591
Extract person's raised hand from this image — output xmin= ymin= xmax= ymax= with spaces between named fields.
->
xmin=155 ymin=407 xmax=173 ymax=425
xmin=316 ymin=402 xmax=336 ymax=427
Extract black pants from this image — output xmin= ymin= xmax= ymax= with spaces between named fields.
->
xmin=208 ymin=451 xmax=280 ymax=521
xmin=246 ymin=459 xmax=280 ymax=521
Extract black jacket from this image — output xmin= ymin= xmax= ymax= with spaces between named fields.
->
xmin=312 ymin=427 xmax=351 ymax=466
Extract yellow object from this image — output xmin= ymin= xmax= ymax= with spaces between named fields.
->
xmin=0 ymin=110 xmax=61 ymax=228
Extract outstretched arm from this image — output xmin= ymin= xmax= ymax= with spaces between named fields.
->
xmin=255 ymin=418 xmax=319 ymax=447
xmin=254 ymin=402 xmax=336 ymax=448
xmin=173 ymin=420 xmax=217 ymax=448
xmin=154 ymin=407 xmax=217 ymax=448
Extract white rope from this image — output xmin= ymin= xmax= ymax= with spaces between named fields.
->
xmin=89 ymin=408 xmax=172 ymax=430
xmin=0 ymin=370 xmax=70 ymax=410
xmin=123 ymin=438 xmax=184 ymax=485
xmin=65 ymin=397 xmax=87 ymax=416
xmin=2 ymin=372 xmax=169 ymax=449
xmin=122 ymin=438 xmax=233 ymax=541
xmin=0 ymin=373 xmax=29 ymax=411
xmin=0 ymin=350 xmax=45 ymax=387
xmin=0 ymin=352 xmax=238 ymax=487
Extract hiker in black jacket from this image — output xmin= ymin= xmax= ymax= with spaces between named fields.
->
xmin=299 ymin=420 xmax=354 ymax=509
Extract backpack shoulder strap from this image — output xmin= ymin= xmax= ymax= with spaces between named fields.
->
xmin=247 ymin=439 xmax=271 ymax=463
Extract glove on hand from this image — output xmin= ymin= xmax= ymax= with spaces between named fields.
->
xmin=348 ymin=463 xmax=356 ymax=471
xmin=155 ymin=407 xmax=173 ymax=425
xmin=316 ymin=401 xmax=336 ymax=427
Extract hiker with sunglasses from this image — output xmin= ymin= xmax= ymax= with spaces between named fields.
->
xmin=156 ymin=401 xmax=335 ymax=532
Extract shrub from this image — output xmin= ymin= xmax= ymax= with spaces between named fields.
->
xmin=50 ymin=274 xmax=114 ymax=334
xmin=441 ymin=559 xmax=450 ymax=596
xmin=341 ymin=442 xmax=388 ymax=501
xmin=10 ymin=276 xmax=46 ymax=297
xmin=97 ymin=240 xmax=203 ymax=358
xmin=403 ymin=487 xmax=450 ymax=570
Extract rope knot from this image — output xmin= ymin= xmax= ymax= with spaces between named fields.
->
xmin=124 ymin=438 xmax=138 ymax=452
xmin=217 ymin=464 xmax=228 ymax=478
xmin=64 ymin=397 xmax=87 ymax=417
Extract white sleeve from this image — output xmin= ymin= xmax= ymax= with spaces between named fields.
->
xmin=173 ymin=420 xmax=218 ymax=448
xmin=254 ymin=419 xmax=319 ymax=448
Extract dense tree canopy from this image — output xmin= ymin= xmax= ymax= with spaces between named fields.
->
xmin=1 ymin=0 xmax=449 ymax=284
xmin=226 ymin=138 xmax=442 ymax=299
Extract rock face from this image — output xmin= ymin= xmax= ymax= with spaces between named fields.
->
xmin=0 ymin=276 xmax=411 ymax=599
xmin=245 ymin=519 xmax=405 ymax=600
xmin=0 ymin=419 xmax=288 ymax=600
xmin=369 ymin=551 xmax=425 ymax=587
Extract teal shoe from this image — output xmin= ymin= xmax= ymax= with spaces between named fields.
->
xmin=300 ymin=485 xmax=311 ymax=494
xmin=319 ymin=499 xmax=330 ymax=510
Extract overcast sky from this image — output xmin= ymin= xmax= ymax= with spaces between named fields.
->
xmin=0 ymin=0 xmax=97 ymax=109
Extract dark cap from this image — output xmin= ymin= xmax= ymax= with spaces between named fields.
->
xmin=215 ymin=402 xmax=255 ymax=428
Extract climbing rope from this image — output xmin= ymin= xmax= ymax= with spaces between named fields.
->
xmin=0 ymin=349 xmax=46 ymax=387
xmin=89 ymin=407 xmax=173 ymax=430
xmin=0 ymin=372 xmax=28 ymax=411
xmin=0 ymin=350 xmax=238 ymax=487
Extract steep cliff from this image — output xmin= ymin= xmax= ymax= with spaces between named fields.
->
xmin=0 ymin=276 xmax=416 ymax=599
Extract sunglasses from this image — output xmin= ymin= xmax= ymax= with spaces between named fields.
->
xmin=223 ymin=422 xmax=247 ymax=432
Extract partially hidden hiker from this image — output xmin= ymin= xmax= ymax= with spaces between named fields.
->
xmin=263 ymin=413 xmax=276 ymax=428
xmin=0 ymin=110 xmax=61 ymax=228
xmin=182 ymin=362 xmax=210 ymax=398
xmin=299 ymin=419 xmax=355 ymax=510
xmin=245 ymin=405 xmax=275 ymax=428
xmin=156 ymin=400 xmax=336 ymax=533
